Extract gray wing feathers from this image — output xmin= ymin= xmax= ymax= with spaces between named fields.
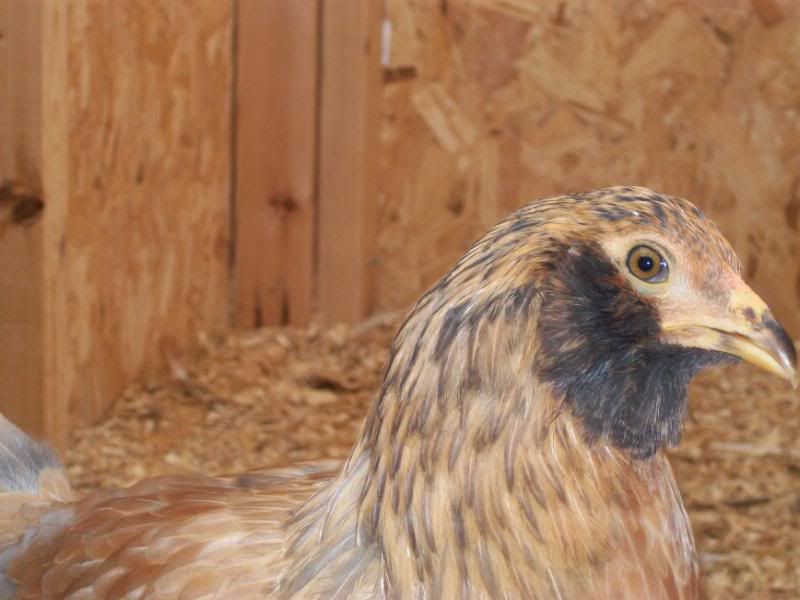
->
xmin=0 ymin=415 xmax=61 ymax=494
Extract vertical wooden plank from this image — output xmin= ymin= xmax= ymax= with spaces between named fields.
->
xmin=317 ymin=0 xmax=382 ymax=323
xmin=234 ymin=0 xmax=318 ymax=327
xmin=0 ymin=0 xmax=45 ymax=436
xmin=0 ymin=1 xmax=42 ymax=181
xmin=41 ymin=0 xmax=70 ymax=447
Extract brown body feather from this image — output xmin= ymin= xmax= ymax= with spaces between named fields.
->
xmin=6 ymin=433 xmax=695 ymax=599
xmin=4 ymin=186 xmax=784 ymax=599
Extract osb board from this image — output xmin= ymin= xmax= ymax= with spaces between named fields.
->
xmin=377 ymin=0 xmax=800 ymax=336
xmin=64 ymin=317 xmax=800 ymax=599
xmin=44 ymin=1 xmax=232 ymax=441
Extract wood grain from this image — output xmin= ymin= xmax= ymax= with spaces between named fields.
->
xmin=1 ymin=1 xmax=233 ymax=445
xmin=377 ymin=0 xmax=800 ymax=336
xmin=52 ymin=0 xmax=232 ymax=441
xmin=0 ymin=0 xmax=45 ymax=436
xmin=234 ymin=0 xmax=318 ymax=327
xmin=316 ymin=0 xmax=383 ymax=323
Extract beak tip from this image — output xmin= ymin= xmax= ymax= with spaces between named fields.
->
xmin=760 ymin=317 xmax=799 ymax=390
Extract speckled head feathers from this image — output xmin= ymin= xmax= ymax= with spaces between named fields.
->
xmin=369 ymin=186 xmax=744 ymax=460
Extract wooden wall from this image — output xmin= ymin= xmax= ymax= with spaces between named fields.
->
xmin=234 ymin=0 xmax=318 ymax=327
xmin=377 ymin=0 xmax=800 ymax=336
xmin=0 ymin=1 xmax=45 ymax=437
xmin=0 ymin=0 xmax=232 ymax=445
xmin=234 ymin=0 xmax=382 ymax=327
xmin=1 ymin=0 xmax=381 ymax=443
xmin=3 ymin=0 xmax=799 ymax=442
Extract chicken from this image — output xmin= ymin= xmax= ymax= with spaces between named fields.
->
xmin=1 ymin=186 xmax=796 ymax=599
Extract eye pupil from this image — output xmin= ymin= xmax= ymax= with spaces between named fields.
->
xmin=627 ymin=245 xmax=669 ymax=283
xmin=637 ymin=255 xmax=654 ymax=272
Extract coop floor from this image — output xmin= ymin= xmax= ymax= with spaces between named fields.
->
xmin=65 ymin=315 xmax=799 ymax=599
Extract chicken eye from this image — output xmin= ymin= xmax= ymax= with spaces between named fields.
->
xmin=627 ymin=245 xmax=668 ymax=283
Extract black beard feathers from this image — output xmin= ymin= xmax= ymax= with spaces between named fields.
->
xmin=537 ymin=241 xmax=735 ymax=458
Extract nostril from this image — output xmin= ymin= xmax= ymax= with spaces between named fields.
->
xmin=742 ymin=307 xmax=756 ymax=322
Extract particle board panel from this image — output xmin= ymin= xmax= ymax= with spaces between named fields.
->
xmin=234 ymin=0 xmax=318 ymax=327
xmin=317 ymin=0 xmax=383 ymax=323
xmin=49 ymin=0 xmax=233 ymax=440
xmin=377 ymin=0 xmax=800 ymax=336
xmin=0 ymin=0 xmax=45 ymax=436
xmin=1 ymin=1 xmax=233 ymax=446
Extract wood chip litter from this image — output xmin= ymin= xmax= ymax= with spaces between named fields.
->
xmin=64 ymin=315 xmax=800 ymax=599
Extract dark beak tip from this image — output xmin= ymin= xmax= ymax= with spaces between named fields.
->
xmin=764 ymin=316 xmax=798 ymax=360
xmin=763 ymin=316 xmax=799 ymax=386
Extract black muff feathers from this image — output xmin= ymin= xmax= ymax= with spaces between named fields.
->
xmin=537 ymin=241 xmax=734 ymax=458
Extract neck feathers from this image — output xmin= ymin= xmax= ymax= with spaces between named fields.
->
xmin=279 ymin=221 xmax=701 ymax=597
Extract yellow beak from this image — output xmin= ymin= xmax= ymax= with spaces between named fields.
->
xmin=661 ymin=283 xmax=798 ymax=388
